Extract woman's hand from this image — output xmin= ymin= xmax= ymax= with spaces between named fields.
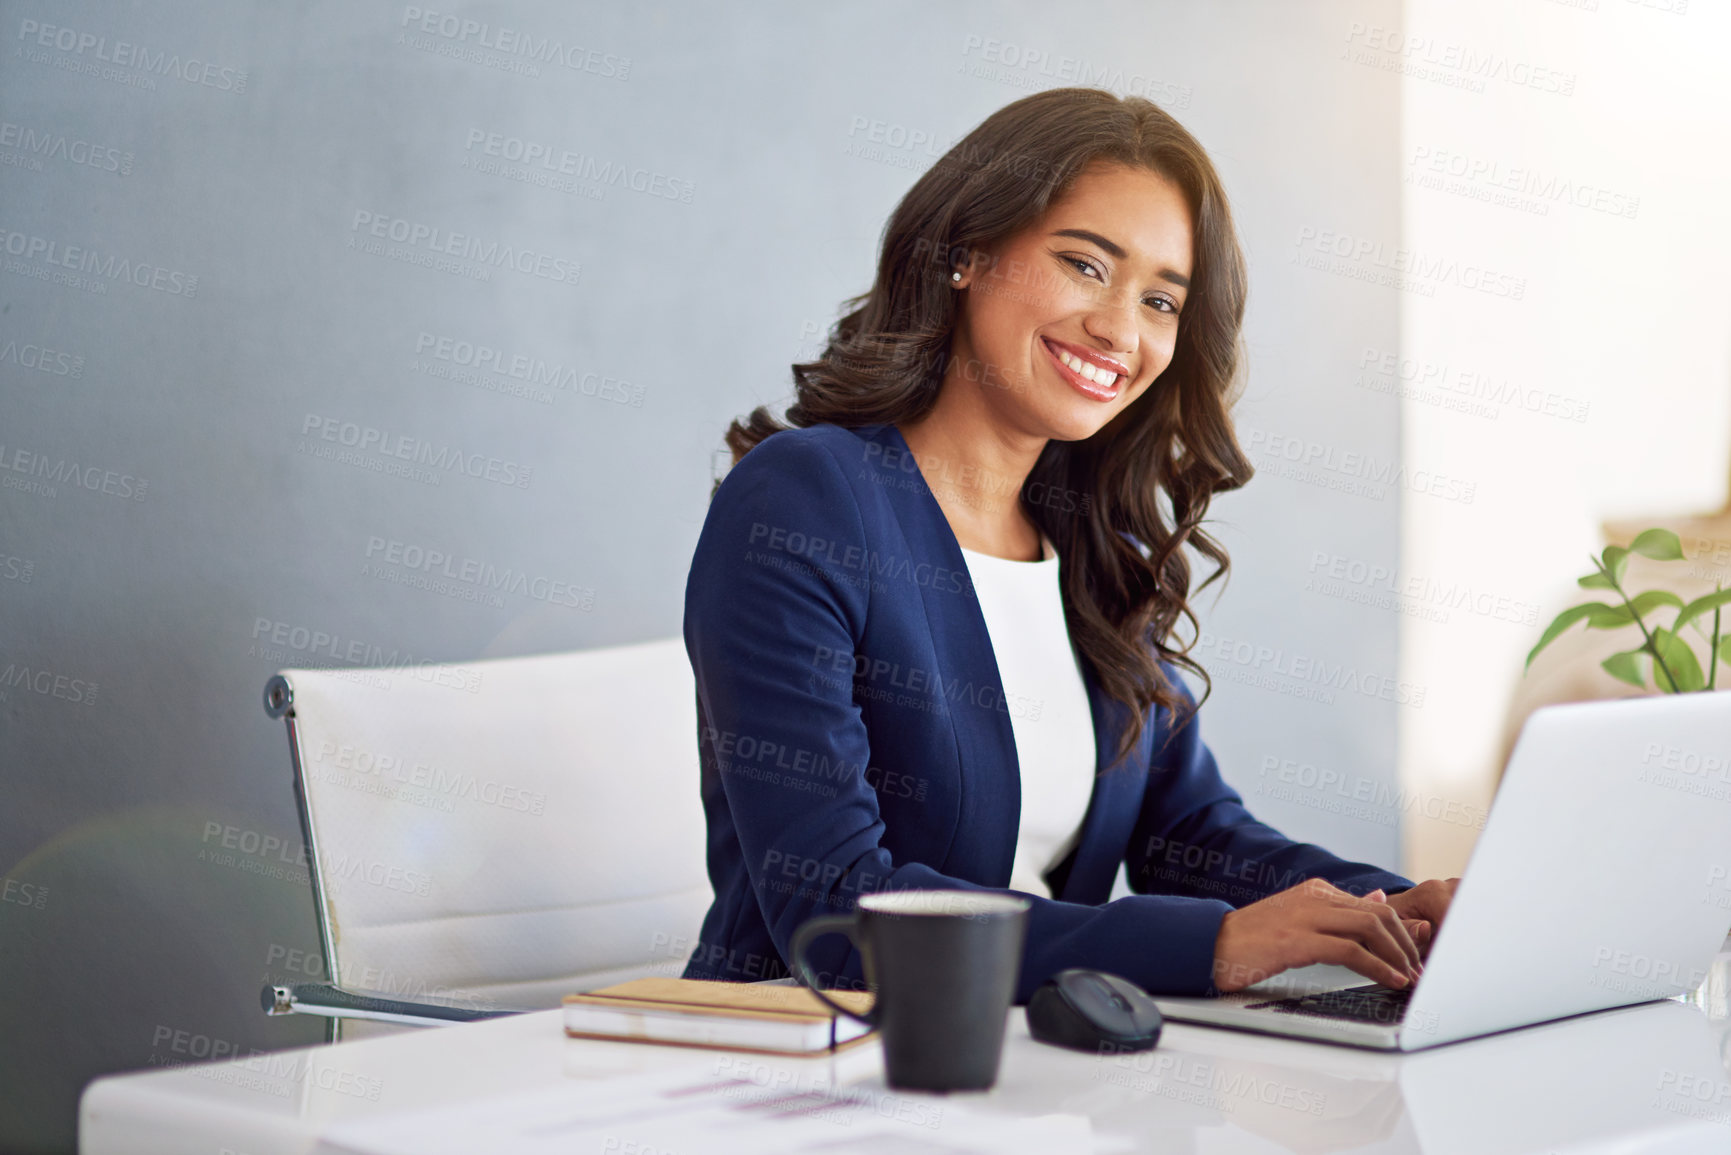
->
xmin=1384 ymin=877 xmax=1460 ymax=958
xmin=1211 ymin=878 xmax=1429 ymax=993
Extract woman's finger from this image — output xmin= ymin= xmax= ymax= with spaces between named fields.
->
xmin=1311 ymin=935 xmax=1412 ymax=989
xmin=1364 ymin=899 xmax=1423 ymax=972
xmin=1403 ymin=918 xmax=1432 ymax=951
xmin=1316 ymin=907 xmax=1419 ymax=980
xmin=1317 ymin=891 xmax=1423 ymax=973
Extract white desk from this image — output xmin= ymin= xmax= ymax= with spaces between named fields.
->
xmin=81 ymin=938 xmax=1731 ymax=1154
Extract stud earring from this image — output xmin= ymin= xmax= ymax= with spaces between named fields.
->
xmin=951 ymin=271 xmax=962 ymax=282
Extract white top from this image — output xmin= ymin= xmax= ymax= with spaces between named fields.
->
xmin=957 ymin=534 xmax=1098 ymax=899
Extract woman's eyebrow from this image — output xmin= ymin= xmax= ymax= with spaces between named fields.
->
xmin=1051 ymin=227 xmax=1126 ymax=258
xmin=1049 ymin=227 xmax=1190 ymax=288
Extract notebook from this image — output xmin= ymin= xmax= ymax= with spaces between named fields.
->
xmin=561 ymin=978 xmax=877 ymax=1055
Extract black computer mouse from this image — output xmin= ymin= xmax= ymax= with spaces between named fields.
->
xmin=1027 ymin=968 xmax=1163 ymax=1053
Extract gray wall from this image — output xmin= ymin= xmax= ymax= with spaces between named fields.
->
xmin=0 ymin=2 xmax=1401 ymax=1148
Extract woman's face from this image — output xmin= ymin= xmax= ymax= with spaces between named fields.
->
xmin=947 ymin=160 xmax=1195 ymax=443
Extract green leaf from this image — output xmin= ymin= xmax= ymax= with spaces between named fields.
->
xmin=1629 ymin=528 xmax=1686 ymax=561
xmin=1650 ymin=627 xmax=1706 ymax=693
xmin=1602 ymin=546 xmax=1630 ymax=585
xmin=1601 ymin=649 xmax=1649 ymax=690
xmin=1719 ymin=634 xmax=1731 ymax=668
xmin=1629 ymin=590 xmax=1686 ymax=615
xmin=1583 ymin=603 xmax=1633 ymax=629
xmin=1578 ymin=572 xmax=1617 ymax=590
xmin=1527 ymin=603 xmax=1608 ymax=669
xmin=1674 ymin=587 xmax=1731 ymax=634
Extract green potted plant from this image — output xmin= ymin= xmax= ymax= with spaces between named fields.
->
xmin=1526 ymin=528 xmax=1731 ymax=692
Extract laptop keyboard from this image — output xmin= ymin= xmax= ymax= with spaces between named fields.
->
xmin=1245 ymin=983 xmax=1412 ymax=1025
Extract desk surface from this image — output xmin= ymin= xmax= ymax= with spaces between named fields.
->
xmin=81 ymin=937 xmax=1731 ymax=1155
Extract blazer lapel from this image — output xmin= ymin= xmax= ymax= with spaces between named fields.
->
xmin=855 ymin=423 xmax=1021 ymax=884
xmin=853 ymin=422 xmax=1148 ymax=898
xmin=1051 ymin=657 xmax=1154 ymax=904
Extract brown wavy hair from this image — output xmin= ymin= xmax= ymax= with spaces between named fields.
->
xmin=722 ymin=87 xmax=1254 ymax=768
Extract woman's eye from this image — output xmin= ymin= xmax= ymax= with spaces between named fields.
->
xmin=1063 ymin=254 xmax=1179 ymax=314
xmin=1065 ymin=256 xmax=1102 ymax=280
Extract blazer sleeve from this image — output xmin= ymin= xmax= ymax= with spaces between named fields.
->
xmin=687 ymin=432 xmax=1238 ymax=1000
xmin=1123 ymin=669 xmax=1416 ymax=906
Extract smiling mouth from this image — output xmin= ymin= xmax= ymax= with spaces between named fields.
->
xmin=1042 ymin=337 xmax=1126 ymax=400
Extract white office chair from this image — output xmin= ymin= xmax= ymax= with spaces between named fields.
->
xmin=258 ymin=636 xmax=713 ymax=1041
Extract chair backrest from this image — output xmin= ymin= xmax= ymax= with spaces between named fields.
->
xmin=265 ymin=636 xmax=711 ymax=1015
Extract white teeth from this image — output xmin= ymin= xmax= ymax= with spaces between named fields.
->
xmin=1058 ymin=348 xmax=1118 ymax=388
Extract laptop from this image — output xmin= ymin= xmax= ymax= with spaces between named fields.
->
xmin=1152 ymin=691 xmax=1731 ymax=1050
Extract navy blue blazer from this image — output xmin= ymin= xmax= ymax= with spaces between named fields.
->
xmin=681 ymin=421 xmax=1413 ymax=1001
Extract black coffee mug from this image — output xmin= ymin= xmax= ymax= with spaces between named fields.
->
xmin=789 ymin=889 xmax=1030 ymax=1091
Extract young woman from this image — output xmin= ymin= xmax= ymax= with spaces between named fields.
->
xmin=681 ymin=87 xmax=1457 ymax=1002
